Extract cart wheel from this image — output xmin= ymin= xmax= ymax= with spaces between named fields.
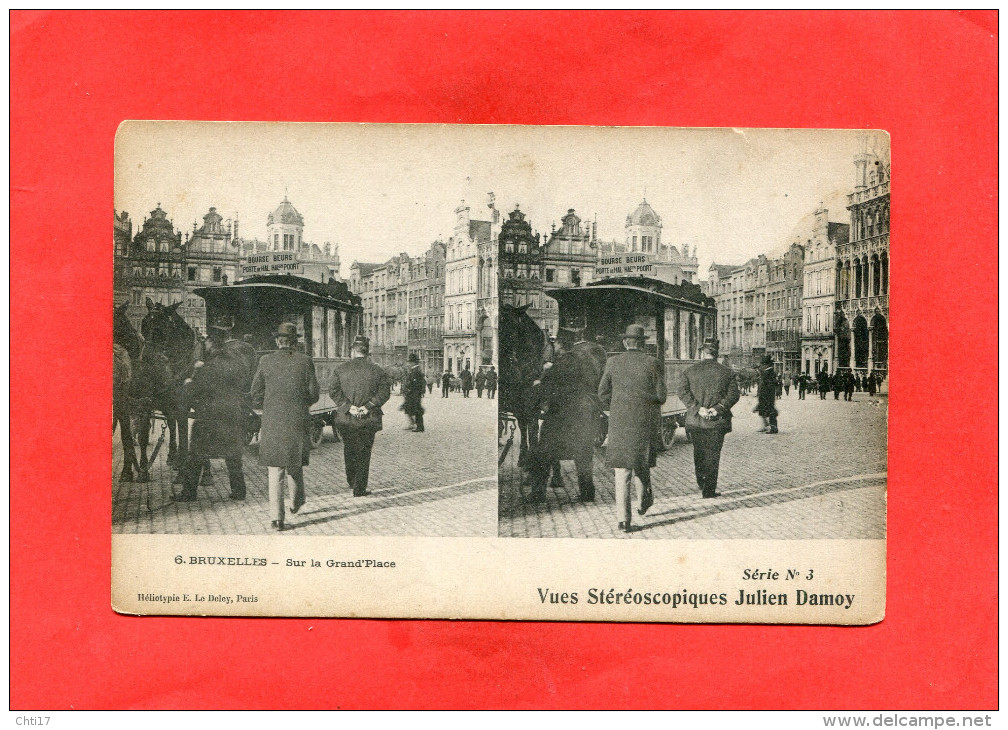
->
xmin=661 ymin=416 xmax=677 ymax=448
xmin=310 ymin=418 xmax=325 ymax=448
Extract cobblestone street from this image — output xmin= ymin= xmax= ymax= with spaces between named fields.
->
xmin=113 ymin=390 xmax=497 ymax=536
xmin=499 ymin=390 xmax=887 ymax=539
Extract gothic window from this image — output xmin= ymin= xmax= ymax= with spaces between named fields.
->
xmin=518 ymin=241 xmax=527 ymax=254
xmin=213 ymin=267 xmax=223 ymax=283
xmin=571 ymin=268 xmax=581 ymax=287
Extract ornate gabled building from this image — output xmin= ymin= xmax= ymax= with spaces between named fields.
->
xmin=497 ymin=204 xmax=546 ymax=331
xmin=800 ymin=206 xmax=850 ymax=377
xmin=765 ymin=243 xmax=805 ymax=380
xmin=406 ymin=241 xmax=447 ymax=375
xmin=836 ymin=147 xmax=890 ymax=381
xmin=444 ymin=195 xmax=500 ymax=375
xmin=237 ymin=197 xmax=341 ymax=284
xmin=541 ymin=208 xmax=597 ymax=335
xmin=181 ymin=206 xmax=240 ymax=333
xmin=113 ymin=209 xmax=133 ymax=309
xmin=597 ymin=199 xmax=700 ymax=286
xmin=117 ymin=203 xmax=185 ymax=330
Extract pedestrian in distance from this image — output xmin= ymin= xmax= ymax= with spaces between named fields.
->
xmin=755 ymin=354 xmax=779 ymax=434
xmin=250 ymin=322 xmax=320 ymax=531
xmin=175 ymin=327 xmax=248 ymax=503
xmin=400 ymin=353 xmax=426 ymax=433
xmin=426 ymin=372 xmax=435 ymax=395
xmin=475 ymin=368 xmax=487 ymax=398
xmin=833 ymin=369 xmax=843 ymax=400
xmin=797 ymin=373 xmax=807 ymax=400
xmin=598 ymin=324 xmax=666 ymax=532
xmin=485 ymin=366 xmax=498 ymax=399
xmin=783 ymin=376 xmax=790 ymax=397
xmin=441 ymin=370 xmax=451 ymax=398
xmin=818 ymin=369 xmax=830 ymax=400
xmin=529 ymin=328 xmax=600 ymax=503
xmin=844 ymin=370 xmax=855 ymax=401
xmin=329 ymin=335 xmax=391 ymax=497
xmin=678 ymin=337 xmax=740 ymax=499
xmin=460 ymin=366 xmax=473 ymax=398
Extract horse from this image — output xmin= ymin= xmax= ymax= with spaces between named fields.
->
xmin=135 ymin=299 xmax=200 ymax=482
xmin=499 ymin=304 xmax=552 ymax=473
xmin=112 ymin=304 xmax=142 ymax=481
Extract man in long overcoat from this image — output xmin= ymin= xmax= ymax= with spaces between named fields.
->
xmin=460 ymin=367 xmax=473 ymax=398
xmin=678 ymin=337 xmax=740 ymax=498
xmin=175 ymin=331 xmax=247 ymax=502
xmin=755 ymin=354 xmax=779 ymax=434
xmin=485 ymin=366 xmax=498 ymax=399
xmin=598 ymin=324 xmax=666 ymax=532
xmin=529 ymin=328 xmax=601 ymax=503
xmin=329 ymin=335 xmax=391 ymax=496
xmin=401 ymin=353 xmax=426 ymax=432
xmin=475 ymin=368 xmax=487 ymax=398
xmin=250 ymin=322 xmax=320 ymax=530
xmin=441 ymin=370 xmax=451 ymax=398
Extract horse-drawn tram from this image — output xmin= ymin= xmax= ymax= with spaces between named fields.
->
xmin=195 ymin=273 xmax=364 ymax=447
xmin=547 ymin=275 xmax=718 ymax=447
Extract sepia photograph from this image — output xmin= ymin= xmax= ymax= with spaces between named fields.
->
xmin=113 ymin=122 xmax=500 ymax=538
xmin=495 ymin=126 xmax=889 ymax=540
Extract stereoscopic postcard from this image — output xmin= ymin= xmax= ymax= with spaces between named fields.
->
xmin=112 ymin=122 xmax=888 ymax=622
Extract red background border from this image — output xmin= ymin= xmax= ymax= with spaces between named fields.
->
xmin=10 ymin=10 xmax=998 ymax=709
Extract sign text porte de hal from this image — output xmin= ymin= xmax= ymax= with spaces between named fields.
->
xmin=595 ymin=252 xmax=654 ymax=278
xmin=240 ymin=252 xmax=304 ymax=276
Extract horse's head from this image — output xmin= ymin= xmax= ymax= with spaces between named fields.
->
xmin=141 ymin=299 xmax=194 ymax=364
xmin=113 ymin=303 xmax=143 ymax=362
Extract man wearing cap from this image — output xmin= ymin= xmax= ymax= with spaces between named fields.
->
xmin=401 ymin=353 xmax=426 ymax=433
xmin=598 ymin=324 xmax=667 ymax=531
xmin=329 ymin=335 xmax=391 ymax=496
xmin=678 ymin=337 xmax=740 ymax=498
xmin=251 ymin=322 xmax=320 ymax=531
xmin=529 ymin=328 xmax=601 ymax=503
xmin=755 ymin=353 xmax=779 ymax=434
xmin=175 ymin=328 xmax=248 ymax=503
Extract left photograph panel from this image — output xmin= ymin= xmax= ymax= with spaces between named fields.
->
xmin=112 ymin=121 xmax=498 ymax=539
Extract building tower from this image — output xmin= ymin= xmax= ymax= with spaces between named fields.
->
xmin=267 ymin=196 xmax=304 ymax=252
xmin=625 ymin=198 xmax=662 ymax=254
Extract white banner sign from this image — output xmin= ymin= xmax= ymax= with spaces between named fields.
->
xmin=595 ymin=252 xmax=654 ymax=278
xmin=240 ymin=252 xmax=304 ymax=276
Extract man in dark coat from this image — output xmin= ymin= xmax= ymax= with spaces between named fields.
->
xmin=529 ymin=328 xmax=600 ymax=503
xmin=330 ymin=336 xmax=391 ymax=496
xmin=867 ymin=372 xmax=877 ymax=396
xmin=833 ymin=368 xmax=844 ymax=400
xmin=460 ymin=367 xmax=473 ymax=398
xmin=485 ymin=366 xmax=497 ymax=399
xmin=678 ymin=337 xmax=740 ymax=499
xmin=401 ymin=353 xmax=426 ymax=432
xmin=797 ymin=373 xmax=807 ymax=400
xmin=844 ymin=370 xmax=856 ymax=401
xmin=475 ymin=368 xmax=487 ymax=398
xmin=818 ymin=368 xmax=830 ymax=400
xmin=441 ymin=370 xmax=451 ymax=398
xmin=251 ymin=322 xmax=320 ymax=530
xmin=598 ymin=324 xmax=666 ymax=531
xmin=756 ymin=354 xmax=779 ymax=434
xmin=174 ymin=331 xmax=247 ymax=502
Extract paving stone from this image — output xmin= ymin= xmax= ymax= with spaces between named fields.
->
xmin=498 ymin=391 xmax=888 ymax=539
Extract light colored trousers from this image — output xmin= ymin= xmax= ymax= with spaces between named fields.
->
xmin=614 ymin=467 xmax=650 ymax=526
xmin=268 ymin=466 xmax=305 ymax=524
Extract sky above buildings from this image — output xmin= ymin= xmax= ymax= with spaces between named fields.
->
xmin=115 ymin=122 xmax=889 ymax=277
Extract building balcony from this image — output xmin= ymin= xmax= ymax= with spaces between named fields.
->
xmin=847 ymin=180 xmax=890 ymax=206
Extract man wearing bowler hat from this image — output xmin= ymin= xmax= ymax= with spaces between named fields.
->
xmin=251 ymin=322 xmax=320 ymax=531
xmin=329 ymin=335 xmax=391 ymax=496
xmin=598 ymin=323 xmax=666 ymax=532
xmin=401 ymin=352 xmax=426 ymax=432
xmin=678 ymin=337 xmax=740 ymax=498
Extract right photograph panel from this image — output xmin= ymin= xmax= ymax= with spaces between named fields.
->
xmin=497 ymin=127 xmax=889 ymax=540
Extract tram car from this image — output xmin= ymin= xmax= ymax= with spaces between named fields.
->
xmin=547 ymin=275 xmax=718 ymax=448
xmin=195 ymin=273 xmax=364 ymax=447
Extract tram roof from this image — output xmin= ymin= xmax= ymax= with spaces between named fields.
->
xmin=547 ymin=276 xmax=716 ymax=311
xmin=195 ymin=274 xmax=362 ymax=310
